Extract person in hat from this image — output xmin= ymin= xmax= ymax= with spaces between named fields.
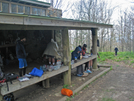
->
xmin=114 ymin=46 xmax=118 ymax=56
xmin=42 ymin=39 xmax=61 ymax=66
xmin=81 ymin=44 xmax=92 ymax=73
xmin=16 ymin=37 xmax=27 ymax=77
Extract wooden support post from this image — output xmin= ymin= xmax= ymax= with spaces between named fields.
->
xmin=52 ymin=30 xmax=54 ymax=39
xmin=42 ymin=79 xmax=50 ymax=88
xmin=6 ymin=47 xmax=8 ymax=59
xmin=0 ymin=94 xmax=2 ymax=101
xmin=62 ymin=28 xmax=71 ymax=85
xmin=91 ymin=28 xmax=97 ymax=69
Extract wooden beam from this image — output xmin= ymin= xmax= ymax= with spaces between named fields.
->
xmin=91 ymin=28 xmax=97 ymax=69
xmin=42 ymin=79 xmax=50 ymax=88
xmin=97 ymin=64 xmax=111 ymax=68
xmin=52 ymin=30 xmax=54 ymax=39
xmin=0 ymin=14 xmax=113 ymax=30
xmin=62 ymin=28 xmax=71 ymax=85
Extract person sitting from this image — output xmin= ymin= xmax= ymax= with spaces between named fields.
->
xmin=71 ymin=46 xmax=84 ymax=76
xmin=42 ymin=39 xmax=61 ymax=66
xmin=81 ymin=44 xmax=92 ymax=73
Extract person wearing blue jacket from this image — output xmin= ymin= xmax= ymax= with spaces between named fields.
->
xmin=71 ymin=46 xmax=82 ymax=60
xmin=71 ymin=46 xmax=84 ymax=76
xmin=114 ymin=46 xmax=118 ymax=56
xmin=16 ymin=37 xmax=27 ymax=77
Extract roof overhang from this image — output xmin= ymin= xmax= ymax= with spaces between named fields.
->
xmin=0 ymin=13 xmax=113 ymax=30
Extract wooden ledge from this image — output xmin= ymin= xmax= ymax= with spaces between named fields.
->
xmin=71 ymin=55 xmax=97 ymax=69
xmin=1 ymin=66 xmax=68 ymax=96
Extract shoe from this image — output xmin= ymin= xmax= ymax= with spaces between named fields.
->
xmin=77 ymin=74 xmax=82 ymax=77
xmin=84 ymin=71 xmax=89 ymax=73
xmin=80 ymin=73 xmax=84 ymax=75
xmin=87 ymin=70 xmax=92 ymax=73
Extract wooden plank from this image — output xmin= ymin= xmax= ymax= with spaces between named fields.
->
xmin=97 ymin=64 xmax=111 ymax=67
xmin=0 ymin=15 xmax=23 ymax=25
xmin=1 ymin=66 xmax=68 ymax=96
xmin=71 ymin=55 xmax=97 ymax=69
xmin=0 ymin=14 xmax=113 ymax=29
xmin=0 ymin=44 xmax=16 ymax=48
xmin=0 ymin=43 xmax=28 ymax=48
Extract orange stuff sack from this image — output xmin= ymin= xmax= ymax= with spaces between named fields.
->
xmin=61 ymin=88 xmax=73 ymax=97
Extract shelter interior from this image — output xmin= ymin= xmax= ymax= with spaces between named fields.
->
xmin=0 ymin=30 xmax=62 ymax=74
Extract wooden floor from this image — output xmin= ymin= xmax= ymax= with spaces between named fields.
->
xmin=1 ymin=55 xmax=97 ymax=96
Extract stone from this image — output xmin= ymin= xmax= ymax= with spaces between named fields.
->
xmin=79 ymin=79 xmax=82 ymax=81
xmin=55 ymin=93 xmax=62 ymax=97
xmin=82 ymin=78 xmax=85 ymax=81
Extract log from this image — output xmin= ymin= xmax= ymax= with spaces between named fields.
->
xmin=62 ymin=28 xmax=71 ymax=85
xmin=91 ymin=28 xmax=98 ymax=69
xmin=97 ymin=64 xmax=111 ymax=68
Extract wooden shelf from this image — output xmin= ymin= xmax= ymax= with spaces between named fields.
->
xmin=0 ymin=43 xmax=28 ymax=48
xmin=71 ymin=55 xmax=97 ymax=69
xmin=1 ymin=66 xmax=68 ymax=96
xmin=0 ymin=44 xmax=16 ymax=48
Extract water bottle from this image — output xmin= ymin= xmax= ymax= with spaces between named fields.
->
xmin=74 ymin=57 xmax=77 ymax=63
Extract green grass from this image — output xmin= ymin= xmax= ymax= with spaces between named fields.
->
xmin=100 ymin=98 xmax=115 ymax=101
xmin=63 ymin=85 xmax=69 ymax=89
xmin=97 ymin=52 xmax=134 ymax=64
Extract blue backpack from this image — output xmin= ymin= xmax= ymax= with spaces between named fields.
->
xmin=29 ymin=67 xmax=44 ymax=77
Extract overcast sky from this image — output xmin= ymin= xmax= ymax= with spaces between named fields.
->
xmin=39 ymin=0 xmax=133 ymax=23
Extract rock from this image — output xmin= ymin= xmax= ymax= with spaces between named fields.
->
xmin=55 ymin=93 xmax=62 ymax=97
xmin=49 ymin=94 xmax=51 ymax=96
xmin=82 ymin=78 xmax=85 ymax=81
xmin=79 ymin=79 xmax=82 ymax=81
xmin=80 ymin=91 xmax=83 ymax=93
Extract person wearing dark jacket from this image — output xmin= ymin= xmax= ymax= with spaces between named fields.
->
xmin=71 ymin=46 xmax=82 ymax=61
xmin=114 ymin=46 xmax=118 ymax=56
xmin=16 ymin=37 xmax=27 ymax=77
xmin=71 ymin=46 xmax=84 ymax=76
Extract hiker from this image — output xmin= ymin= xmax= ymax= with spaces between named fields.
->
xmin=71 ymin=46 xmax=84 ymax=76
xmin=81 ymin=44 xmax=92 ymax=73
xmin=114 ymin=46 xmax=118 ymax=56
xmin=16 ymin=37 xmax=27 ymax=77
xmin=42 ymin=39 xmax=61 ymax=66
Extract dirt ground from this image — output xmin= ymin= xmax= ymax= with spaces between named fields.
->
xmin=71 ymin=60 xmax=134 ymax=101
xmin=3 ymin=62 xmax=105 ymax=101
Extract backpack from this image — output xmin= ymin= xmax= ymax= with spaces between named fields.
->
xmin=3 ymin=93 xmax=14 ymax=101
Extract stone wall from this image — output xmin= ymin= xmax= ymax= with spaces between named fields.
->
xmin=0 ymin=30 xmax=52 ymax=60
